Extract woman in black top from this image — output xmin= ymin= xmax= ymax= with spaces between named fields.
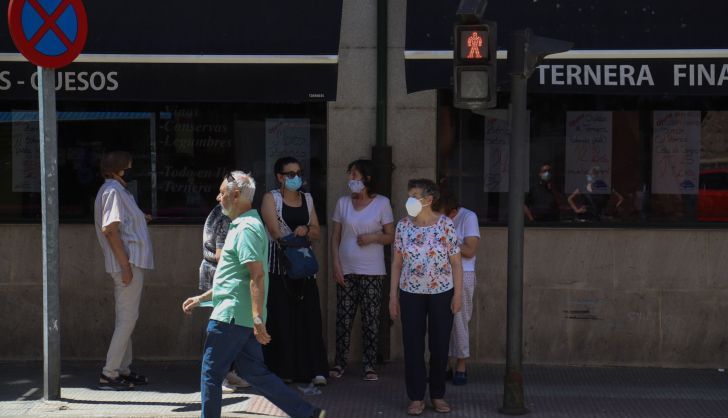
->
xmin=260 ymin=156 xmax=328 ymax=386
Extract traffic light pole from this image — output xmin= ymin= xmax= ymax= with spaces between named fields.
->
xmin=500 ymin=29 xmax=572 ymax=415
xmin=500 ymin=48 xmax=529 ymax=416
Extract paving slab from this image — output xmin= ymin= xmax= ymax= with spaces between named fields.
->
xmin=1 ymin=361 xmax=727 ymax=417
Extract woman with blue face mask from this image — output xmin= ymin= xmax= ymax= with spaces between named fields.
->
xmin=260 ymin=157 xmax=329 ymax=387
xmin=389 ymin=179 xmax=463 ymax=415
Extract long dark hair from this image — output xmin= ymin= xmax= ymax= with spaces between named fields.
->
xmin=347 ymin=159 xmax=376 ymax=195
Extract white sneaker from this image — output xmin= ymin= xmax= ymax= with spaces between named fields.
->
xmin=221 ymin=379 xmax=236 ymax=393
xmin=226 ymin=370 xmax=252 ymax=388
xmin=312 ymin=375 xmax=327 ymax=386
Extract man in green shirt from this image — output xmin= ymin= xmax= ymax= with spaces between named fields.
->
xmin=183 ymin=171 xmax=325 ymax=418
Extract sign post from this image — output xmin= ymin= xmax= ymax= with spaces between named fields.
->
xmin=8 ymin=0 xmax=88 ymax=401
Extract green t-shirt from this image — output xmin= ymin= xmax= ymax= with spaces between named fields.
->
xmin=210 ymin=209 xmax=269 ymax=328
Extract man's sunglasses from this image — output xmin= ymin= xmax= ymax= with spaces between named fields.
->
xmin=279 ymin=171 xmax=302 ymax=179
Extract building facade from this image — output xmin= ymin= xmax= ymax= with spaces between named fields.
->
xmin=2 ymin=0 xmax=728 ymax=368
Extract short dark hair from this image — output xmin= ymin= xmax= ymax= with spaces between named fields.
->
xmin=435 ymin=187 xmax=460 ymax=215
xmin=347 ymin=159 xmax=376 ymax=195
xmin=100 ymin=151 xmax=132 ymax=178
xmin=274 ymin=156 xmax=300 ymax=175
xmin=407 ymin=178 xmax=440 ymax=204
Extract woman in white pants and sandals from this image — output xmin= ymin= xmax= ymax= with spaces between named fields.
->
xmin=94 ymin=151 xmax=153 ymax=390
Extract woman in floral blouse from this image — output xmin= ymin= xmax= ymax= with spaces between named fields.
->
xmin=389 ymin=179 xmax=463 ymax=415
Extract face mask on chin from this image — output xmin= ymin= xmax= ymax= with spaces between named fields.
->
xmin=540 ymin=171 xmax=551 ymax=182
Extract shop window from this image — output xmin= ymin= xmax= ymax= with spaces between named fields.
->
xmin=438 ymin=92 xmax=728 ymax=226
xmin=0 ymin=102 xmax=327 ymax=223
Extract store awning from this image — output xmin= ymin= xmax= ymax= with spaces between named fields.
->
xmin=406 ymin=0 xmax=728 ymax=95
xmin=0 ymin=0 xmax=343 ymax=102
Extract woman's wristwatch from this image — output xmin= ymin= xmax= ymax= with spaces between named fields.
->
xmin=253 ymin=316 xmax=263 ymax=325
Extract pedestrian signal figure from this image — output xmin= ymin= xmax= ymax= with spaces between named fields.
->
xmin=467 ymin=31 xmax=483 ymax=59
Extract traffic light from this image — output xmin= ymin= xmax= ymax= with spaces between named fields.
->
xmin=453 ymin=22 xmax=497 ymax=110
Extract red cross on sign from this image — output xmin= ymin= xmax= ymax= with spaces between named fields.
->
xmin=8 ymin=0 xmax=88 ymax=68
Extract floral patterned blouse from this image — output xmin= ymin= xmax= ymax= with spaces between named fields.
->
xmin=394 ymin=215 xmax=460 ymax=294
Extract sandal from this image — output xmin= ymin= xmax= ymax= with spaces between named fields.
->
xmin=431 ymin=398 xmax=451 ymax=413
xmin=363 ymin=368 xmax=379 ymax=381
xmin=328 ymin=365 xmax=345 ymax=379
xmin=407 ymin=400 xmax=425 ymax=416
xmin=120 ymin=371 xmax=148 ymax=385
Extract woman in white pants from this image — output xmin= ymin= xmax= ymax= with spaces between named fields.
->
xmin=438 ymin=189 xmax=480 ymax=386
xmin=94 ymin=151 xmax=154 ymax=391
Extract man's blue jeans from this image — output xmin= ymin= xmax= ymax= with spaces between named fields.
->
xmin=201 ymin=319 xmax=316 ymax=418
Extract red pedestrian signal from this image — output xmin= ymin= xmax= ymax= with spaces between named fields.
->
xmin=461 ymin=30 xmax=487 ymax=60
xmin=454 ymin=23 xmax=497 ymax=110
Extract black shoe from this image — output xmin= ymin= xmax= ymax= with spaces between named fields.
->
xmin=98 ymin=374 xmax=134 ymax=391
xmin=311 ymin=408 xmax=326 ymax=418
xmin=120 ymin=371 xmax=148 ymax=385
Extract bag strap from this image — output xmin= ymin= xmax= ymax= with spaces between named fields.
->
xmin=271 ymin=189 xmax=293 ymax=236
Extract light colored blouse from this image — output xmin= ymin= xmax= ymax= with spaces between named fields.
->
xmin=394 ymin=215 xmax=460 ymax=294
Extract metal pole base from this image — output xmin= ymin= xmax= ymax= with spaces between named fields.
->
xmin=498 ymin=406 xmax=530 ymax=416
xmin=499 ymin=369 xmax=529 ymax=415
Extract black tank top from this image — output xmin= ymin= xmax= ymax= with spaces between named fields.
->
xmin=282 ymin=196 xmax=309 ymax=230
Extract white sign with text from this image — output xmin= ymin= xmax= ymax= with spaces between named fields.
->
xmin=565 ymin=111 xmax=613 ymax=194
xmin=12 ymin=119 xmax=40 ymax=192
xmin=651 ymin=111 xmax=701 ymax=195
xmin=483 ymin=109 xmax=529 ymax=192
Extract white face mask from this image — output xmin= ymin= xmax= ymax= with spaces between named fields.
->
xmin=405 ymin=197 xmax=427 ymax=217
xmin=348 ymin=179 xmax=365 ymax=193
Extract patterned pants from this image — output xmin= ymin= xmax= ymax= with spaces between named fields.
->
xmin=449 ymin=271 xmax=476 ymax=359
xmin=334 ymin=274 xmax=383 ymax=371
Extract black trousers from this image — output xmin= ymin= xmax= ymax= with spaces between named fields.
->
xmin=399 ymin=289 xmax=454 ymax=401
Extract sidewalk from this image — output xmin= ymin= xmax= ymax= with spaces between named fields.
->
xmin=1 ymin=361 xmax=727 ymax=417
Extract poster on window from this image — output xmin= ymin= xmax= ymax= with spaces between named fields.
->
xmin=265 ymin=119 xmax=310 ymax=192
xmin=564 ymin=111 xmax=613 ymax=195
xmin=483 ymin=109 xmax=529 ymax=192
xmin=12 ymin=120 xmax=40 ymax=193
xmin=651 ymin=111 xmax=700 ymax=195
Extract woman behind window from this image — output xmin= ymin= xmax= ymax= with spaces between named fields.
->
xmin=260 ymin=157 xmax=328 ymax=386
xmin=389 ymin=179 xmax=463 ymax=415
xmin=329 ymin=160 xmax=394 ymax=381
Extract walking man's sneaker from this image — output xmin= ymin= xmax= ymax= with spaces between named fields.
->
xmin=312 ymin=375 xmax=327 ymax=386
xmin=98 ymin=373 xmax=134 ymax=391
xmin=225 ymin=370 xmax=252 ymax=388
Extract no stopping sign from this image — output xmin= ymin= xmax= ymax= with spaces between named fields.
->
xmin=8 ymin=0 xmax=88 ymax=68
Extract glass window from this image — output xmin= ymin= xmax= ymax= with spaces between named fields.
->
xmin=438 ymin=91 xmax=728 ymax=226
xmin=0 ymin=102 xmax=327 ymax=223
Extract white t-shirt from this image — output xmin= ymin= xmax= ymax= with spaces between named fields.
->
xmin=452 ymin=207 xmax=480 ymax=272
xmin=332 ymin=194 xmax=394 ymax=276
